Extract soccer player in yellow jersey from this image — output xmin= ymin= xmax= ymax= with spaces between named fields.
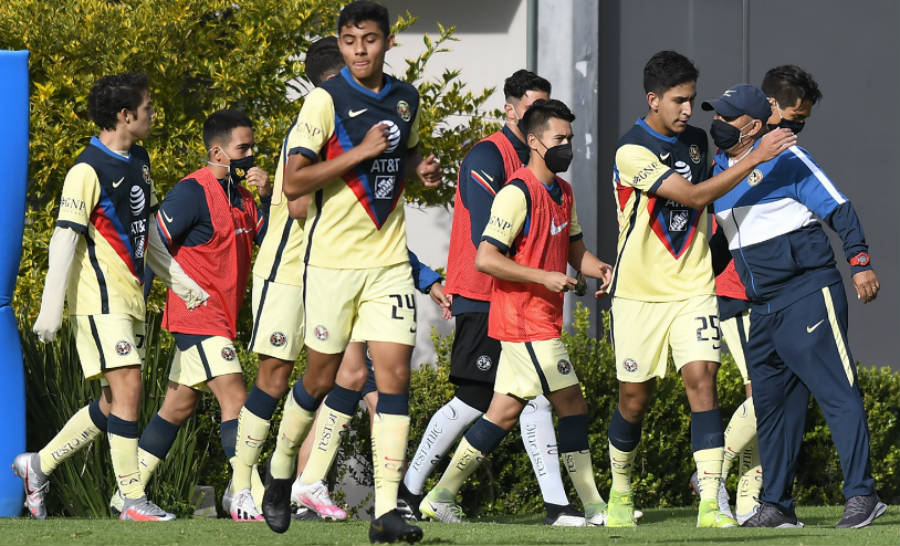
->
xmin=14 ymin=73 xmax=208 ymax=521
xmin=259 ymin=3 xmax=440 ymax=543
xmin=229 ymin=36 xmax=343 ymax=522
xmin=604 ymin=51 xmax=794 ymax=528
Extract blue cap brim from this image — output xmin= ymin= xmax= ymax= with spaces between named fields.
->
xmin=701 ymin=99 xmax=742 ymax=117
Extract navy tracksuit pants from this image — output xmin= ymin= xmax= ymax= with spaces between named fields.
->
xmin=747 ymin=281 xmax=874 ymax=514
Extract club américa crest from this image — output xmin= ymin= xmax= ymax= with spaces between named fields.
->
xmin=270 ymin=331 xmax=287 ymax=347
xmin=221 ymin=345 xmax=237 ymax=361
xmin=396 ymin=100 xmax=411 ymax=122
xmin=115 ymin=340 xmax=132 ymax=356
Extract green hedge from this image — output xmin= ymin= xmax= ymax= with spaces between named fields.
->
xmin=342 ymin=304 xmax=900 ymax=515
xmin=20 ymin=304 xmax=899 ymax=517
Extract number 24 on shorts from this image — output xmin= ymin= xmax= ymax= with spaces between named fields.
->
xmin=390 ymin=294 xmax=417 ymax=333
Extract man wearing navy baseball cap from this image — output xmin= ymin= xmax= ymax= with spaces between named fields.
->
xmin=702 ymin=84 xmax=772 ymax=154
xmin=708 ymin=84 xmax=885 ymax=529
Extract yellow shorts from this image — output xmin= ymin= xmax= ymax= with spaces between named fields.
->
xmin=73 ymin=314 xmax=145 ymax=383
xmin=611 ymin=295 xmax=721 ymax=382
xmin=720 ymin=309 xmax=751 ymax=384
xmin=169 ymin=336 xmax=243 ymax=391
xmin=495 ymin=338 xmax=579 ymax=400
xmin=249 ymin=276 xmax=305 ymax=361
xmin=304 ymin=263 xmax=416 ymax=354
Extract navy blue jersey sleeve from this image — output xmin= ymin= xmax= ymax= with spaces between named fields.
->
xmin=254 ymin=192 xmax=271 ymax=246
xmin=408 ymin=249 xmax=442 ymax=293
xmin=459 ymin=141 xmax=507 ymax=247
xmin=825 ymin=201 xmax=871 ymax=275
xmin=156 ymin=179 xmax=210 ymax=248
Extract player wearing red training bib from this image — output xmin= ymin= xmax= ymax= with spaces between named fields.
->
xmin=420 ymin=99 xmax=615 ymax=527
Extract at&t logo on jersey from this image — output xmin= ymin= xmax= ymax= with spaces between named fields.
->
xmin=269 ymin=331 xmax=287 ymax=347
xmin=115 ymin=340 xmax=132 ymax=356
xmin=674 ymin=160 xmax=692 ymax=182
xmin=221 ymin=346 xmax=237 ymax=361
xmin=130 ymin=185 xmax=146 ymax=216
xmin=378 ymin=119 xmax=401 ymax=153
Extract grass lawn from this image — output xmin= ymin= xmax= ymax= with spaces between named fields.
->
xmin=0 ymin=506 xmax=895 ymax=545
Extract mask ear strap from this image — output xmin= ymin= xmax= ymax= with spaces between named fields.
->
xmin=207 ymin=146 xmax=230 ymax=169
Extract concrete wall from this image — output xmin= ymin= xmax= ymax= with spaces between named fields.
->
xmin=381 ymin=0 xmax=529 ymax=369
xmin=596 ymin=0 xmax=900 ymax=369
xmin=372 ymin=0 xmax=899 ymax=370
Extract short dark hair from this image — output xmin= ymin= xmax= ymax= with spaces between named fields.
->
xmin=643 ymin=50 xmax=699 ymax=96
xmin=761 ymin=64 xmax=822 ymax=108
xmin=337 ymin=1 xmax=390 ymax=38
xmin=87 ymin=73 xmax=149 ymax=131
xmin=503 ymin=69 xmax=552 ymax=101
xmin=306 ymin=37 xmax=344 ymax=86
xmin=522 ymin=99 xmax=575 ymax=137
xmin=203 ymin=109 xmax=252 ymax=150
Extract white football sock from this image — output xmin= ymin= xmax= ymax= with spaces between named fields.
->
xmin=520 ymin=395 xmax=568 ymax=506
xmin=402 ymin=396 xmax=482 ymax=495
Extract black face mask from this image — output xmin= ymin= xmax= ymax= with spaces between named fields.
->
xmin=539 ymin=141 xmax=573 ymax=173
xmin=228 ymin=155 xmax=255 ymax=184
xmin=710 ymin=119 xmax=752 ymax=150
xmin=772 ymin=118 xmax=805 ymax=134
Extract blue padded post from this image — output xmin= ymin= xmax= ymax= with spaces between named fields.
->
xmin=0 ymin=50 xmax=29 ymax=517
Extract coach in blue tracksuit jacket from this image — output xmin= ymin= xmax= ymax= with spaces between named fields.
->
xmin=703 ymin=84 xmax=885 ymax=529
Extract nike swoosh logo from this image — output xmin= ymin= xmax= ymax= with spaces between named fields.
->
xmin=112 ymin=177 xmax=125 ymax=188
xmin=550 ymin=219 xmax=568 ymax=235
xmin=348 ymin=108 xmax=367 ymax=118
xmin=659 ymin=152 xmax=670 ymax=161
xmin=806 ymin=319 xmax=825 ymax=333
xmin=162 ymin=210 xmax=174 ymax=223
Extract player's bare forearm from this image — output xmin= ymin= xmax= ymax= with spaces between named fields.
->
xmin=655 ymin=128 xmax=796 ymax=209
xmin=567 ymin=239 xmax=589 ymax=272
xmin=287 ymin=194 xmax=311 ymax=220
xmin=568 ymin=239 xmax=612 ymax=294
xmin=476 ymin=240 xmax=576 ymax=293
xmin=476 ymin=241 xmax=545 ymax=284
xmin=282 ymin=148 xmax=368 ymax=199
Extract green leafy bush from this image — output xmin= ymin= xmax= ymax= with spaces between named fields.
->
xmin=334 ymin=304 xmax=900 ymax=514
xmin=7 ymin=0 xmax=499 ymax=517
xmin=2 ymin=0 xmax=498 ymax=328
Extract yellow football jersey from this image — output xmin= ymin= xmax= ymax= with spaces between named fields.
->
xmin=610 ymin=119 xmax=713 ymax=302
xmin=294 ymin=69 xmax=421 ymax=269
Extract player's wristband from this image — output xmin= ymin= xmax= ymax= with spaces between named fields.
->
xmin=849 ymin=252 xmax=870 ymax=267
